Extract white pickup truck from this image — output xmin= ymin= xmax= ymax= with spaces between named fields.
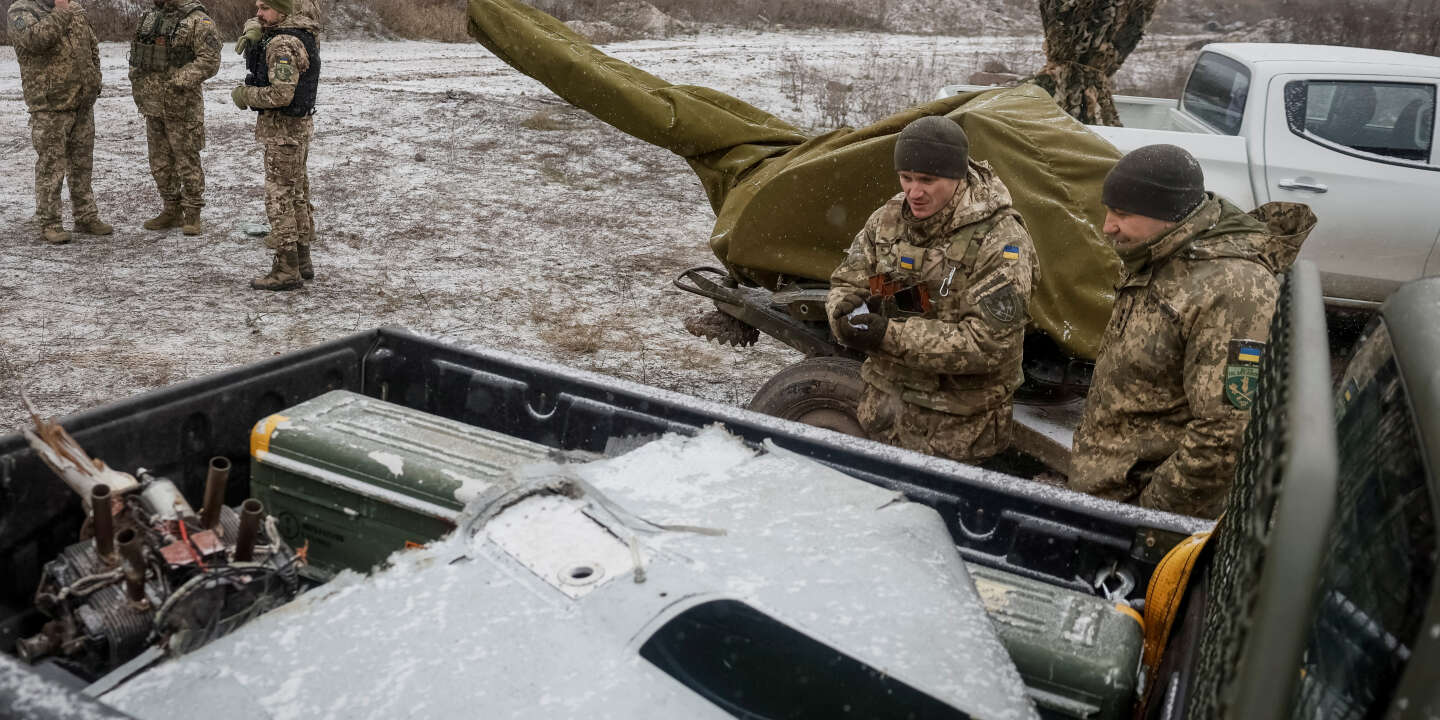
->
xmin=942 ymin=43 xmax=1440 ymax=308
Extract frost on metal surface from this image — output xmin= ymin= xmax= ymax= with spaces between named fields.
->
xmin=0 ymin=654 xmax=128 ymax=720
xmin=103 ymin=427 xmax=1038 ymax=720
xmin=483 ymin=493 xmax=634 ymax=599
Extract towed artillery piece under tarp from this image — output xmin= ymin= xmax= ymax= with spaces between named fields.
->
xmin=466 ymin=0 xmax=1126 ymax=465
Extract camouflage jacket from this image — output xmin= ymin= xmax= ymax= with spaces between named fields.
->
xmin=7 ymin=0 xmax=100 ymax=113
xmin=238 ymin=12 xmax=320 ymax=145
xmin=1069 ymin=196 xmax=1315 ymax=518
xmin=827 ymin=161 xmax=1038 ymax=415
xmin=128 ymin=1 xmax=221 ymax=121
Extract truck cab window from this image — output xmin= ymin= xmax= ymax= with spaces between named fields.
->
xmin=1292 ymin=321 xmax=1435 ymax=718
xmin=1286 ymin=80 xmax=1435 ymax=163
xmin=1182 ymin=52 xmax=1251 ymax=135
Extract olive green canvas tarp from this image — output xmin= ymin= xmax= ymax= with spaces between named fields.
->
xmin=467 ymin=0 xmax=1123 ymax=359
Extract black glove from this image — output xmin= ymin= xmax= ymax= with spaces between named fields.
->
xmin=835 ymin=313 xmax=888 ymax=352
xmin=831 ymin=292 xmax=869 ymax=319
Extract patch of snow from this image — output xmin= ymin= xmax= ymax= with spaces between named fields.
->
xmin=368 ymin=450 xmax=405 ymax=477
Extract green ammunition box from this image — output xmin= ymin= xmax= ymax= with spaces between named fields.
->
xmin=971 ymin=565 xmax=1144 ymax=720
xmin=249 ymin=390 xmax=551 ymax=578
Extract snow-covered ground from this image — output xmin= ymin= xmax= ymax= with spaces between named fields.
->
xmin=0 ymin=30 xmax=1196 ymax=433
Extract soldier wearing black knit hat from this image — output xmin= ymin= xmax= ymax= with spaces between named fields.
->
xmin=1069 ymin=143 xmax=1318 ymax=518
xmin=824 ymin=115 xmax=1039 ymax=464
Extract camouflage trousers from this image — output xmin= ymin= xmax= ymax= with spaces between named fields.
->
xmin=145 ymin=116 xmax=206 ymax=209
xmin=856 ymin=383 xmax=1012 ymax=463
xmin=262 ymin=138 xmax=314 ymax=254
xmin=29 ymin=102 xmax=99 ymax=228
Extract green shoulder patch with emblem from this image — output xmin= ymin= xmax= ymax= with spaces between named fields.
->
xmin=976 ymin=281 xmax=1023 ymax=326
xmin=1223 ymin=339 xmax=1265 ymax=410
xmin=11 ymin=12 xmax=32 ymax=31
xmin=274 ymin=58 xmax=294 ymax=83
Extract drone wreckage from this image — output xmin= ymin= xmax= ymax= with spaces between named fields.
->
xmin=15 ymin=394 xmax=301 ymax=676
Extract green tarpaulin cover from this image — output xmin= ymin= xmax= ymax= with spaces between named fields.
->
xmin=468 ymin=0 xmax=1124 ymax=359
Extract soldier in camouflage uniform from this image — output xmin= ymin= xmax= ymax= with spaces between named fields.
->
xmin=231 ymin=0 xmax=320 ymax=291
xmin=129 ymin=0 xmax=222 ymax=235
xmin=8 ymin=0 xmax=111 ymax=245
xmin=826 ymin=117 xmax=1038 ymax=463
xmin=1069 ymin=144 xmax=1315 ymax=518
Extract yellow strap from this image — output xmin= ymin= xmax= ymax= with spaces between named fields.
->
xmin=1140 ymin=529 xmax=1213 ymax=676
xmin=1114 ymin=602 xmax=1144 ymax=627
xmin=249 ymin=414 xmax=287 ymax=457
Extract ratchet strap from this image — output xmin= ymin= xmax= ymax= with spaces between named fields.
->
xmin=1141 ymin=528 xmax=1214 ymax=680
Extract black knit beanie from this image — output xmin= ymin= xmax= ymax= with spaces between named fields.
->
xmin=1102 ymin=144 xmax=1206 ymax=222
xmin=894 ymin=116 xmax=969 ymax=179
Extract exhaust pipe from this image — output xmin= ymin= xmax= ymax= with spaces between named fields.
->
xmin=200 ymin=456 xmax=231 ymax=530
xmin=117 ymin=528 xmax=146 ymax=603
xmin=92 ymin=483 xmax=114 ymax=562
xmin=234 ymin=499 xmax=264 ymax=562
xmin=16 ymin=631 xmax=57 ymax=663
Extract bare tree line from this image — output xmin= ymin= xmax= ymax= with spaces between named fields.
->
xmin=1278 ymin=0 xmax=1439 ymax=56
xmin=2 ymin=1 xmax=1434 ymax=59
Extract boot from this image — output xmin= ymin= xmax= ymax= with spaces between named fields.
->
xmin=297 ymin=243 xmax=314 ymax=280
xmin=250 ymin=248 xmax=304 ymax=291
xmin=41 ymin=226 xmax=71 ymax=245
xmin=143 ymin=204 xmax=181 ymax=231
xmin=74 ymin=217 xmax=114 ymax=236
xmin=181 ymin=208 xmax=203 ymax=236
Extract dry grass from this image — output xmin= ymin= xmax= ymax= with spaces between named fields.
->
xmin=527 ymin=294 xmax=611 ymax=355
xmin=3 ymin=0 xmax=1430 ymax=54
xmin=519 ymin=108 xmax=577 ymax=132
xmin=532 ymin=0 xmax=886 ymax=29
xmin=778 ymin=43 xmax=1020 ymax=129
xmin=1278 ymin=0 xmax=1439 ymax=56
xmin=367 ymin=0 xmax=470 ymax=42
xmin=1114 ymin=49 xmax=1193 ymax=99
xmin=0 ymin=0 xmax=314 ymax=42
xmin=538 ymin=321 xmax=606 ymax=355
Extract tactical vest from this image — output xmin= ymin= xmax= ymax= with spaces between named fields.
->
xmin=863 ymin=206 xmax=1028 ymax=411
xmin=245 ymin=29 xmax=321 ymax=118
xmin=873 ymin=207 xmax=1022 ymax=320
xmin=128 ymin=3 xmax=206 ymax=72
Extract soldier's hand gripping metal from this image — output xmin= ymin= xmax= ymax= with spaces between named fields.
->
xmin=832 ymin=291 xmax=869 ymax=318
xmin=831 ymin=291 xmax=888 ymax=352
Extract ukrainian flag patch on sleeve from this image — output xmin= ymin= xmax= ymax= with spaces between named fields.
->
xmin=1223 ymin=339 xmax=1266 ymax=410
xmin=1002 ymin=245 xmax=1020 ymax=260
xmin=899 ymin=256 xmax=916 ymax=270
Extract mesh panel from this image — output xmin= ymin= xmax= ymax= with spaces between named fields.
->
xmin=1182 ymin=275 xmax=1435 ymax=719
xmin=1184 ymin=271 xmax=1296 ymax=720
xmin=1291 ymin=323 xmax=1435 ymax=719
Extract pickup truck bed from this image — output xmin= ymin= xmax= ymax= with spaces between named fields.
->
xmin=0 ymin=329 xmax=1206 ymax=634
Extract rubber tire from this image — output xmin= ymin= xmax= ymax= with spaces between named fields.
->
xmin=747 ymin=357 xmax=866 ymax=437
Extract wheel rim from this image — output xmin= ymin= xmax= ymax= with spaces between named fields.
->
xmin=791 ymin=406 xmax=863 ymax=437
